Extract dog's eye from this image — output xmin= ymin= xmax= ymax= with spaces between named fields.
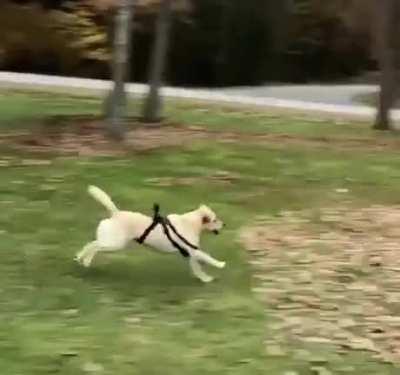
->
xmin=202 ymin=216 xmax=210 ymax=224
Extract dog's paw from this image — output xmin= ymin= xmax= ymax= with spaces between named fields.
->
xmin=82 ymin=258 xmax=92 ymax=268
xmin=200 ymin=275 xmax=214 ymax=283
xmin=217 ymin=261 xmax=226 ymax=269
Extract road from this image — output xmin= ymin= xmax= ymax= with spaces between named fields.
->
xmin=220 ymin=84 xmax=378 ymax=106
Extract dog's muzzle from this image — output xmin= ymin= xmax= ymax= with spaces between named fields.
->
xmin=212 ymin=229 xmax=220 ymax=235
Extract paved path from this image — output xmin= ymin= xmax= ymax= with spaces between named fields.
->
xmin=0 ymin=71 xmax=398 ymax=121
xmin=220 ymin=84 xmax=378 ymax=106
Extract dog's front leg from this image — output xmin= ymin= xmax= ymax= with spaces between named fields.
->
xmin=194 ymin=249 xmax=226 ymax=269
xmin=189 ymin=257 xmax=213 ymax=283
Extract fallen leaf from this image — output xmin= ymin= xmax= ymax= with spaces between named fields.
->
xmin=311 ymin=366 xmax=332 ymax=375
xmin=82 ymin=362 xmax=104 ymax=372
xmin=265 ymin=344 xmax=286 ymax=357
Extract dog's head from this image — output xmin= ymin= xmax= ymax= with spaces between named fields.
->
xmin=197 ymin=204 xmax=224 ymax=235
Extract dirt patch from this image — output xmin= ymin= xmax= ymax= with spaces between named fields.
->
xmin=144 ymin=171 xmax=241 ymax=187
xmin=240 ymin=206 xmax=400 ymax=366
xmin=1 ymin=116 xmax=400 ymax=155
xmin=0 ymin=117 xmax=210 ymax=156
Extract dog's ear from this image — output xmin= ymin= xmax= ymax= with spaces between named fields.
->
xmin=202 ymin=215 xmax=211 ymax=224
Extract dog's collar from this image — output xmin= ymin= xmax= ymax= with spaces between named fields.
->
xmin=135 ymin=204 xmax=198 ymax=258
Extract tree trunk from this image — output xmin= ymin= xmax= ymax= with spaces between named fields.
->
xmin=374 ymin=0 xmax=398 ymax=130
xmin=106 ymin=0 xmax=134 ymax=140
xmin=142 ymin=0 xmax=172 ymax=123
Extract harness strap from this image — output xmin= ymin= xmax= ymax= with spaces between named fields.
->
xmin=136 ymin=204 xmax=161 ymax=244
xmin=135 ymin=203 xmax=195 ymax=258
xmin=164 ymin=218 xmax=198 ymax=250
xmin=159 ymin=220 xmax=190 ymax=258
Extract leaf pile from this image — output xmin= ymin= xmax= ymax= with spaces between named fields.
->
xmin=240 ymin=206 xmax=400 ymax=366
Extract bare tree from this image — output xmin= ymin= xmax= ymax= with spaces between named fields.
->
xmin=374 ymin=0 xmax=399 ymax=130
xmin=142 ymin=0 xmax=172 ymax=122
xmin=106 ymin=0 xmax=134 ymax=139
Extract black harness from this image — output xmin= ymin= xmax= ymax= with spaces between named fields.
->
xmin=135 ymin=204 xmax=198 ymax=258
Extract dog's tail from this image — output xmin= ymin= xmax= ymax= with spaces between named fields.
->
xmin=88 ymin=185 xmax=118 ymax=215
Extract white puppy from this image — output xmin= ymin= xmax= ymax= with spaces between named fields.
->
xmin=75 ymin=186 xmax=226 ymax=283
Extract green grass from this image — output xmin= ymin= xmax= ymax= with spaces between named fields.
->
xmin=0 ymin=88 xmax=370 ymax=135
xmin=0 ymin=90 xmax=399 ymax=374
xmin=0 ymin=90 xmax=99 ymax=125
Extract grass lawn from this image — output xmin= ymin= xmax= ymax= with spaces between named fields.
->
xmin=0 ymin=89 xmax=399 ymax=374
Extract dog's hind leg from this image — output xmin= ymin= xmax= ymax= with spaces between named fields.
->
xmin=82 ymin=243 xmax=99 ymax=267
xmin=75 ymin=241 xmax=95 ymax=262
xmin=194 ymin=250 xmax=225 ymax=269
xmin=75 ymin=241 xmax=98 ymax=267
xmin=189 ymin=257 xmax=213 ymax=283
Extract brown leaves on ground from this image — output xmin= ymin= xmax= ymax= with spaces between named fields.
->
xmin=144 ymin=171 xmax=241 ymax=187
xmin=240 ymin=206 xmax=400 ymax=366
xmin=2 ymin=116 xmax=400 ymax=156
xmin=0 ymin=117 xmax=208 ymax=156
